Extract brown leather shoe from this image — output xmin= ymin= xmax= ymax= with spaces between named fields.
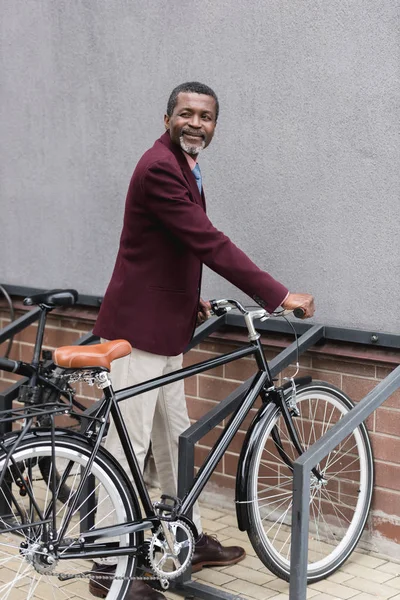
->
xmin=89 ymin=563 xmax=167 ymax=599
xmin=191 ymin=533 xmax=246 ymax=573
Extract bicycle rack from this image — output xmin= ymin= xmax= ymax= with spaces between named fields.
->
xmin=0 ymin=305 xmax=399 ymax=600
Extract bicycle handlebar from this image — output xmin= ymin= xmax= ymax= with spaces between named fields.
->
xmin=209 ymin=299 xmax=306 ymax=319
xmin=209 ymin=298 xmax=306 ymax=341
xmin=0 ymin=357 xmax=35 ymax=378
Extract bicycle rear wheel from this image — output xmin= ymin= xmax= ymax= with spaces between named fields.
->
xmin=5 ymin=455 xmax=73 ymax=505
xmin=245 ymin=381 xmax=373 ymax=582
xmin=0 ymin=433 xmax=140 ymax=599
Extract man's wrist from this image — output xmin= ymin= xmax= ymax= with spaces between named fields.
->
xmin=281 ymin=291 xmax=290 ymax=306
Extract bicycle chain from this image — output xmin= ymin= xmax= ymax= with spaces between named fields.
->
xmin=53 ymin=572 xmax=162 ymax=581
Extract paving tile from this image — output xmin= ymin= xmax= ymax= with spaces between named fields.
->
xmin=310 ymin=579 xmax=360 ymax=599
xmin=216 ymin=514 xmax=239 ymax=526
xmin=199 ymin=505 xmax=227 ymax=521
xmin=327 ymin=571 xmax=356 ymax=584
xmin=198 ymin=581 xmax=253 ymax=599
xmin=64 ymin=580 xmax=92 ymax=599
xmin=223 ymin=578 xmax=277 ymax=599
xmin=347 ymin=552 xmax=388 ymax=569
xmin=344 ymin=576 xmax=400 ymax=598
xmin=195 ymin=567 xmax=236 ymax=586
xmin=201 ymin=517 xmax=230 ymax=532
xmin=348 ymin=594 xmax=392 ymax=600
xmin=20 ymin=581 xmax=64 ymax=600
xmin=266 ymin=580 xmax=320 ymax=598
xmin=309 ymin=595 xmax=352 ymax=600
xmin=378 ymin=563 xmax=400 ymax=576
xmin=341 ymin=562 xmax=394 ymax=583
xmin=222 ymin=564 xmax=274 ymax=585
xmin=265 ymin=578 xmax=290 ymax=593
xmin=0 ymin=586 xmax=27 ymax=600
xmin=240 ymin=554 xmax=266 ymax=571
xmin=386 ymin=577 xmax=400 ymax=591
xmin=216 ymin=526 xmax=251 ymax=542
xmin=305 ymin=589 xmax=322 ymax=599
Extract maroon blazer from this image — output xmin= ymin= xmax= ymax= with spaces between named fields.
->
xmin=94 ymin=132 xmax=288 ymax=355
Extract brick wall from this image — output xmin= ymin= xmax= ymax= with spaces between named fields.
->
xmin=1 ymin=301 xmax=399 ymax=556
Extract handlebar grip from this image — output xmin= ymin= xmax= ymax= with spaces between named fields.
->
xmin=0 ymin=357 xmax=20 ymax=373
xmin=293 ymin=307 xmax=306 ymax=319
xmin=0 ymin=357 xmax=35 ymax=377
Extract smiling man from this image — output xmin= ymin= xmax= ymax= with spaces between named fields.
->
xmin=91 ymin=82 xmax=314 ymax=600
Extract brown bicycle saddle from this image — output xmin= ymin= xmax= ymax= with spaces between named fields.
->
xmin=53 ymin=340 xmax=132 ymax=370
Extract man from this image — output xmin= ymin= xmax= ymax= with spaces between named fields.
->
xmin=91 ymin=82 xmax=314 ymax=599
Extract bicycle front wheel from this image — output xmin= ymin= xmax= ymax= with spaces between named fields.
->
xmin=0 ymin=433 xmax=140 ymax=600
xmin=246 ymin=381 xmax=373 ymax=582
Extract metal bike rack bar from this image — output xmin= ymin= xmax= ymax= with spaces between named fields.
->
xmin=289 ymin=365 xmax=400 ymax=600
xmin=226 ymin=312 xmax=400 ymax=349
xmin=0 ymin=306 xmax=42 ymax=345
xmin=174 ymin=324 xmax=325 ymax=600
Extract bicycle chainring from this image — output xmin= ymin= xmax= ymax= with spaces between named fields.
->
xmin=148 ymin=520 xmax=194 ymax=580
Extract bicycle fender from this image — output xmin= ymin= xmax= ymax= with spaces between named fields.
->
xmin=235 ymin=402 xmax=277 ymax=531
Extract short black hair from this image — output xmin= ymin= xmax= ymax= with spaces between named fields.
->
xmin=166 ymin=82 xmax=219 ymax=121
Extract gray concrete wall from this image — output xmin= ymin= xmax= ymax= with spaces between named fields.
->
xmin=1 ymin=1 xmax=399 ymax=333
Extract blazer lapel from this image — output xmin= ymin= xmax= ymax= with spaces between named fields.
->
xmin=158 ymin=132 xmax=206 ymax=209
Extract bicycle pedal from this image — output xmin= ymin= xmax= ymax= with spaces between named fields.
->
xmin=153 ymin=494 xmax=181 ymax=520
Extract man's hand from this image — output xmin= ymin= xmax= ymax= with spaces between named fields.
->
xmin=197 ymin=298 xmax=211 ymax=325
xmin=281 ymin=293 xmax=315 ymax=318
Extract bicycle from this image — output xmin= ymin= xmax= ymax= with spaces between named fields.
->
xmin=0 ymin=297 xmax=373 ymax=599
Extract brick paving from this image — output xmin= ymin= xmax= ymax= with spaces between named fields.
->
xmin=3 ymin=497 xmax=399 ymax=600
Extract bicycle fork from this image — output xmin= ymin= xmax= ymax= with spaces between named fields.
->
xmin=270 ymin=388 xmax=324 ymax=482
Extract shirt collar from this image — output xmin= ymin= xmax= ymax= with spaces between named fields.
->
xmin=182 ymin=152 xmax=197 ymax=171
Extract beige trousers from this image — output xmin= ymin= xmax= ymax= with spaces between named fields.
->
xmin=96 ymin=346 xmax=202 ymax=559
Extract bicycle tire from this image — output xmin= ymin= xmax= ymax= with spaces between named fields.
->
xmin=245 ymin=381 xmax=373 ymax=582
xmin=0 ymin=432 xmax=141 ymax=599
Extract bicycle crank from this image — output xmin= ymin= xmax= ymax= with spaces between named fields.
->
xmin=148 ymin=520 xmax=194 ymax=580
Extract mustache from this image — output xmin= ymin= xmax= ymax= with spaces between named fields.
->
xmin=181 ymin=129 xmax=205 ymax=139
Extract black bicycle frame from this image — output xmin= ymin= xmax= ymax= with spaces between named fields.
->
xmin=57 ymin=337 xmax=274 ymax=554
xmin=39 ymin=334 xmax=311 ymax=563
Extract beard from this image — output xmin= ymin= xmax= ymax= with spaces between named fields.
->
xmin=179 ymin=132 xmax=206 ymax=156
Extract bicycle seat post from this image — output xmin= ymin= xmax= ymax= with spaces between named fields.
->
xmin=31 ymin=305 xmax=51 ymax=371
